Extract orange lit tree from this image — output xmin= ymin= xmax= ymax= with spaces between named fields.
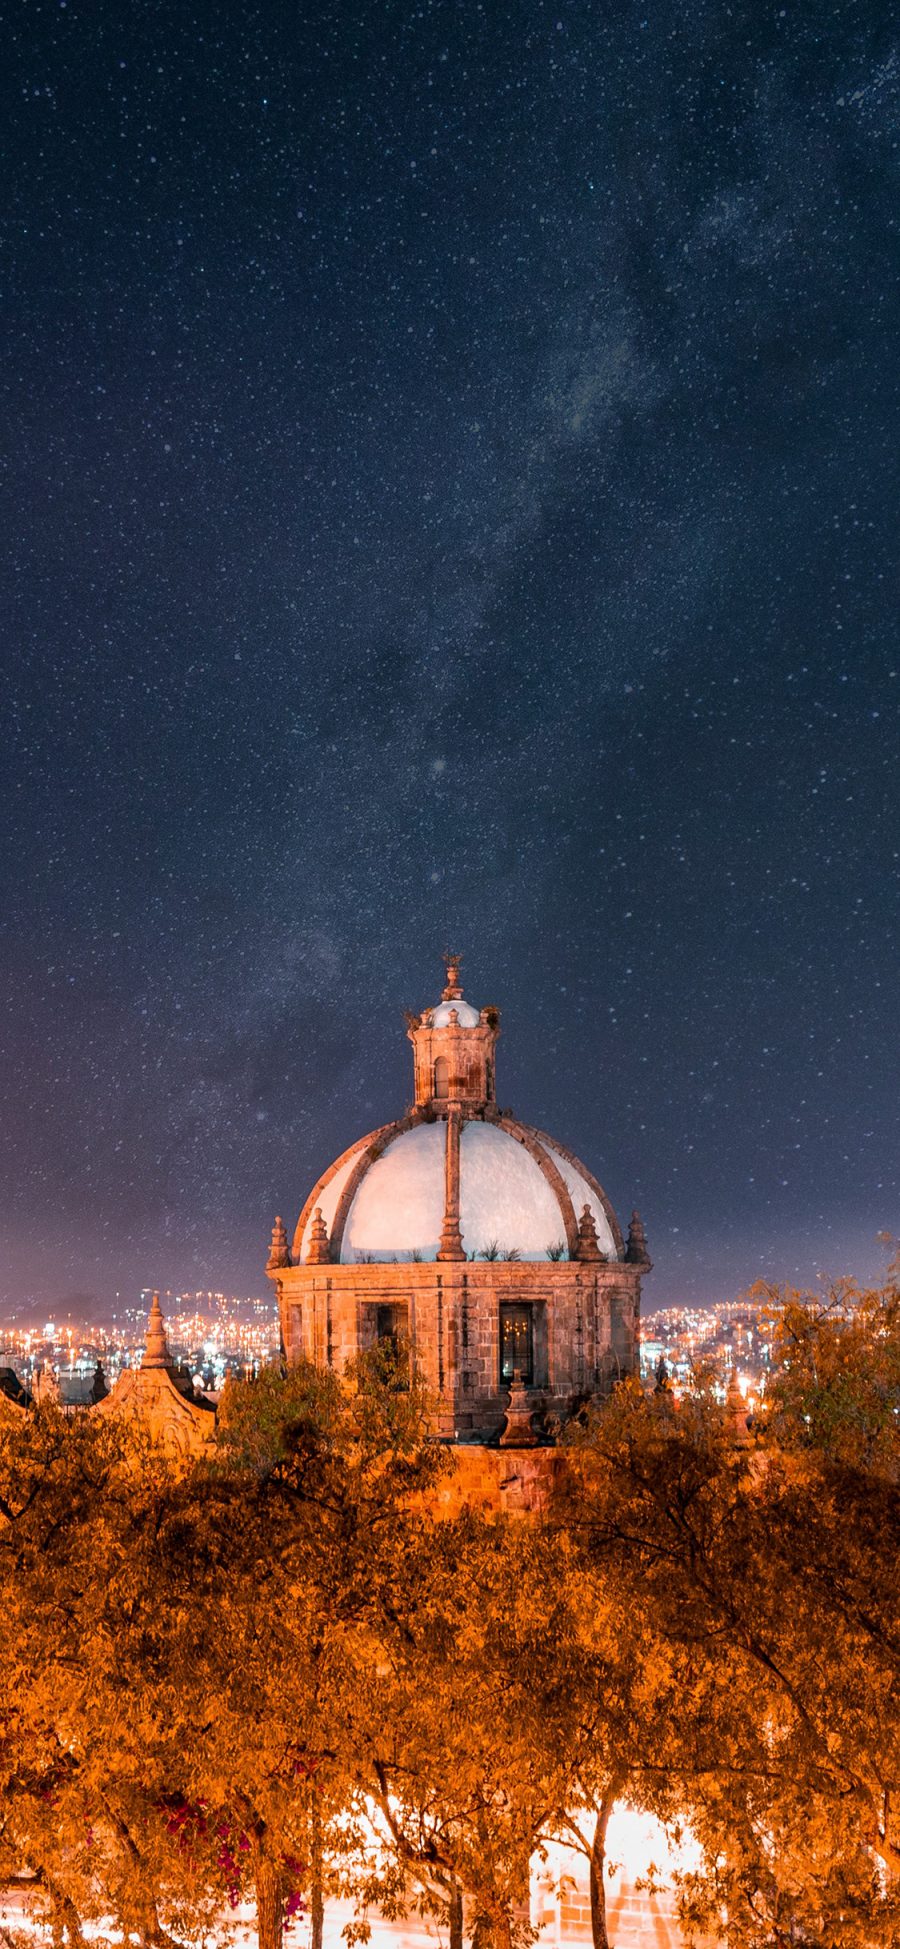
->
xmin=566 ymin=1262 xmax=900 ymax=1949
xmin=1 ymin=1267 xmax=898 ymax=1949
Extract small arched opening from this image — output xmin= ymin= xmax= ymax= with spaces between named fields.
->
xmin=433 ymin=1055 xmax=449 ymax=1097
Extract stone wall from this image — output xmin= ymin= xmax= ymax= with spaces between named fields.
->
xmin=274 ymin=1257 xmax=642 ymax=1441
xmin=430 ymin=1441 xmax=566 ymax=1516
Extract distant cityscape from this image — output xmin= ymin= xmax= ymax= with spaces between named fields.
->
xmin=640 ymin=1299 xmax=773 ymax=1409
xmin=0 ymin=1290 xmax=281 ymax=1404
xmin=0 ymin=1288 xmax=774 ymax=1412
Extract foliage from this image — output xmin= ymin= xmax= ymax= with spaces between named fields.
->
xmin=0 ymin=1275 xmax=898 ymax=1948
xmin=564 ymin=1287 xmax=900 ymax=1947
xmin=759 ymin=1258 xmax=900 ymax=1477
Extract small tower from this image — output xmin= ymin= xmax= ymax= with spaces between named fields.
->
xmin=406 ymin=953 xmax=500 ymax=1113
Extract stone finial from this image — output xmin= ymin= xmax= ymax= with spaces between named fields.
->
xmin=141 ymin=1293 xmax=173 ymax=1371
xmin=724 ymin=1368 xmax=750 ymax=1448
xmin=441 ymin=951 xmax=464 ymax=1001
xmin=575 ymin=1203 xmax=602 ymax=1262
xmin=306 ymin=1207 xmax=331 ymax=1265
xmin=626 ymin=1209 xmax=650 ymax=1265
xmin=267 ymin=1213 xmax=291 ymax=1270
xmin=499 ymin=1370 xmax=539 ymax=1448
xmin=90 ymin=1360 xmax=108 ymax=1404
xmin=654 ymin=1354 xmax=670 ymax=1394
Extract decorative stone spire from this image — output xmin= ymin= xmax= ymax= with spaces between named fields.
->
xmin=141 ymin=1293 xmax=173 ymax=1371
xmin=575 ymin=1203 xmax=602 ymax=1262
xmin=724 ymin=1368 xmax=750 ymax=1448
xmin=267 ymin=1214 xmax=291 ymax=1270
xmin=305 ymin=1207 xmax=331 ymax=1265
xmin=90 ymin=1360 xmax=108 ymax=1404
xmin=626 ymin=1210 xmax=651 ymax=1266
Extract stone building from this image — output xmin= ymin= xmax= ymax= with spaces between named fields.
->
xmin=268 ymin=957 xmax=651 ymax=1441
xmin=94 ymin=1292 xmax=216 ymax=1453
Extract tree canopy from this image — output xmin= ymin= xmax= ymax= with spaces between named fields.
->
xmin=0 ymin=1269 xmax=897 ymax=1949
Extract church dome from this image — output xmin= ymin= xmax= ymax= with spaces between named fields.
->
xmin=286 ymin=955 xmax=626 ymax=1270
xmin=293 ymin=1114 xmax=621 ymax=1265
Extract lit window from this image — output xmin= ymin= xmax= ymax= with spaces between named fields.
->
xmin=499 ymin=1303 xmax=533 ymax=1386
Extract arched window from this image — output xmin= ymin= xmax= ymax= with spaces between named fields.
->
xmin=433 ymin=1055 xmax=449 ymax=1097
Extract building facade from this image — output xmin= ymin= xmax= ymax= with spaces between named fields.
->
xmin=268 ymin=958 xmax=651 ymax=1441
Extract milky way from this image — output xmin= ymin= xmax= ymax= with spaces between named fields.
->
xmin=1 ymin=1 xmax=897 ymax=1312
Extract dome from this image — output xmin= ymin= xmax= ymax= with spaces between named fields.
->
xmin=294 ymin=1115 xmax=621 ymax=1265
xmin=271 ymin=957 xmax=649 ymax=1443
xmin=429 ymin=998 xmax=481 ymax=1028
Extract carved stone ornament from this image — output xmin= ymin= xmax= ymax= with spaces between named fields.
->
xmin=267 ymin=1213 xmax=291 ymax=1270
xmin=499 ymin=1369 xmax=540 ymax=1447
xmin=306 ymin=1207 xmax=331 ymax=1265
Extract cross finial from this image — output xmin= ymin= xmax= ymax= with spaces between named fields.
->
xmin=442 ymin=950 xmax=463 ymax=1001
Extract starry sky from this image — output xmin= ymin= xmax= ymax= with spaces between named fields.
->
xmin=2 ymin=0 xmax=897 ymax=1317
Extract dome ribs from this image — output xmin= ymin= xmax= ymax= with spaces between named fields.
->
xmin=328 ymin=1117 xmax=418 ymax=1265
xmin=526 ymin=1125 xmax=626 ymax=1261
xmin=292 ymin=1129 xmax=377 ymax=1265
xmin=494 ymin=1118 xmax=580 ymax=1259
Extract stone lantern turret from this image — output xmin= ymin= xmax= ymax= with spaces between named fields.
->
xmin=406 ymin=953 xmax=500 ymax=1113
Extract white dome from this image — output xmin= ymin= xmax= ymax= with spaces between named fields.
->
xmin=301 ymin=1135 xmax=369 ymax=1248
xmin=458 ymin=1122 xmax=563 ymax=1258
xmin=537 ymin=1134 xmax=617 ymax=1258
xmin=344 ymin=1122 xmax=445 ymax=1259
xmin=297 ymin=1115 xmax=619 ymax=1264
xmin=429 ymin=999 xmax=481 ymax=1028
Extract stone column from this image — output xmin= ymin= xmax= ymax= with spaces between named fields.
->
xmin=437 ymin=1106 xmax=466 ymax=1262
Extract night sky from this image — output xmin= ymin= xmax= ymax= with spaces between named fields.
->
xmin=2 ymin=1 xmax=897 ymax=1317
